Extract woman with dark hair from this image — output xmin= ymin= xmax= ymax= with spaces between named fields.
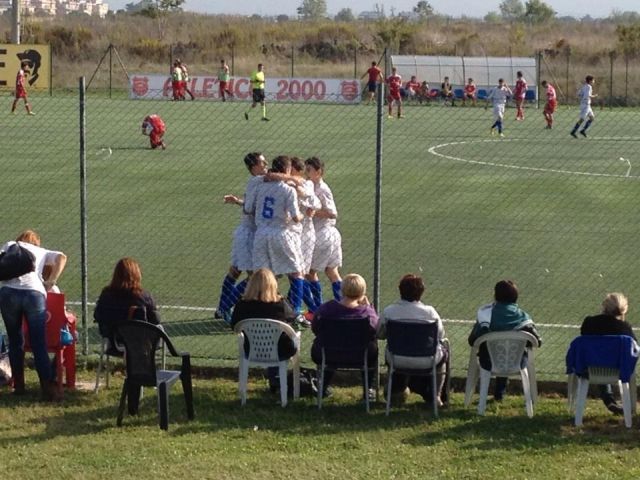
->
xmin=0 ymin=229 xmax=66 ymax=400
xmin=94 ymin=257 xmax=160 ymax=340
xmin=580 ymin=292 xmax=635 ymax=415
xmin=379 ymin=273 xmax=448 ymax=405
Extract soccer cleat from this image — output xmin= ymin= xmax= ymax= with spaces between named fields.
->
xmin=294 ymin=314 xmax=311 ymax=329
xmin=28 ymin=112 xmax=35 ymax=116
xmin=398 ymin=115 xmax=405 ymax=119
xmin=261 ymin=117 xmax=270 ymax=122
xmin=387 ymin=115 xmax=393 ymax=119
xmin=499 ymin=133 xmax=505 ymax=138
xmin=490 ymin=128 xmax=496 ymax=136
xmin=244 ymin=112 xmax=249 ymax=120
xmin=570 ymin=131 xmax=578 ymax=138
xmin=579 ymin=130 xmax=587 ymax=138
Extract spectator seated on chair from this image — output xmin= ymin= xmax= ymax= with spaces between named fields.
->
xmin=463 ymin=78 xmax=477 ymax=106
xmin=231 ymin=268 xmax=297 ymax=392
xmin=440 ymin=76 xmax=455 ymax=106
xmin=416 ymin=81 xmax=431 ymax=103
xmin=378 ymin=273 xmax=448 ymax=406
xmin=311 ymin=273 xmax=378 ymax=397
xmin=402 ymin=76 xmax=421 ymax=101
xmin=468 ymin=279 xmax=541 ymax=401
xmin=94 ymin=257 xmax=161 ymax=344
xmin=580 ymin=292 xmax=636 ymax=416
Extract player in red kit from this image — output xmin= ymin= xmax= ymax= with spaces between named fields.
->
xmin=11 ymin=61 xmax=34 ymax=115
xmin=386 ymin=67 xmax=403 ymax=119
xmin=541 ymin=80 xmax=557 ymax=129
xmin=141 ymin=114 xmax=166 ymax=149
xmin=360 ymin=61 xmax=383 ymax=105
xmin=514 ymin=71 xmax=527 ymax=120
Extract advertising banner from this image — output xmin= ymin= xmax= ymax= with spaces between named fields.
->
xmin=0 ymin=44 xmax=51 ymax=90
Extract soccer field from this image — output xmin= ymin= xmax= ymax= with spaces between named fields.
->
xmin=2 ymin=93 xmax=639 ymax=376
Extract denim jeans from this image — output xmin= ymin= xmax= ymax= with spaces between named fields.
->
xmin=0 ymin=287 xmax=51 ymax=384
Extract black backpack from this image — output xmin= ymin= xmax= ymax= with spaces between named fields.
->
xmin=0 ymin=243 xmax=36 ymax=281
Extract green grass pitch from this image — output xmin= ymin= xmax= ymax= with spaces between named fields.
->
xmin=1 ymin=93 xmax=639 ymax=377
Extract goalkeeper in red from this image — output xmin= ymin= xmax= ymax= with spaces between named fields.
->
xmin=141 ymin=114 xmax=166 ymax=149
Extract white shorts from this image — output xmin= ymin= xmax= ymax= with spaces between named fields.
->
xmin=252 ymin=228 xmax=303 ymax=276
xmin=230 ymin=224 xmax=255 ymax=272
xmin=299 ymin=221 xmax=316 ymax=274
xmin=580 ymin=104 xmax=594 ymax=121
xmin=493 ymin=104 xmax=505 ymax=121
xmin=311 ymin=226 xmax=342 ymax=272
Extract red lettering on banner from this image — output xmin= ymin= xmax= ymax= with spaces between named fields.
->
xmin=341 ymin=80 xmax=359 ymax=101
xmin=202 ymin=77 xmax=216 ymax=98
xmin=234 ymin=78 xmax=250 ymax=99
xmin=132 ymin=76 xmax=149 ymax=97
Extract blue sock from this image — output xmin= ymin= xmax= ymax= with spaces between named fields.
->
xmin=302 ymin=280 xmax=317 ymax=312
xmin=581 ymin=119 xmax=592 ymax=132
xmin=497 ymin=120 xmax=502 ymax=133
xmin=289 ymin=277 xmax=304 ymax=315
xmin=217 ymin=275 xmax=237 ymax=316
xmin=331 ymin=280 xmax=342 ymax=301
xmin=491 ymin=121 xmax=497 ymax=129
xmin=309 ymin=280 xmax=323 ymax=309
xmin=230 ymin=278 xmax=248 ymax=307
xmin=571 ymin=123 xmax=580 ymax=134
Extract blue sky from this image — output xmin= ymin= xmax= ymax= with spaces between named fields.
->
xmin=109 ymin=0 xmax=639 ymax=19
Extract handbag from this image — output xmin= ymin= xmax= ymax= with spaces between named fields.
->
xmin=0 ymin=243 xmax=36 ymax=281
xmin=60 ymin=325 xmax=74 ymax=346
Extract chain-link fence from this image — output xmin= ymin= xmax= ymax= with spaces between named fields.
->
xmin=1 ymin=55 xmax=639 ymax=381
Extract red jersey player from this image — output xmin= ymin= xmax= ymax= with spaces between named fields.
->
xmin=541 ymin=80 xmax=557 ymax=129
xmin=11 ymin=61 xmax=34 ymax=115
xmin=404 ymin=75 xmax=420 ymax=99
xmin=463 ymin=78 xmax=477 ymax=106
xmin=514 ymin=71 xmax=528 ymax=120
xmin=386 ymin=67 xmax=403 ymax=118
xmin=141 ymin=114 xmax=166 ymax=149
xmin=360 ymin=61 xmax=383 ymax=105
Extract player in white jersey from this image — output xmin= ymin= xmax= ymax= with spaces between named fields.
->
xmin=290 ymin=157 xmax=321 ymax=315
xmin=245 ymin=156 xmax=305 ymax=315
xmin=571 ymin=75 xmax=597 ymax=138
xmin=304 ymin=157 xmax=343 ymax=307
xmin=215 ymin=152 xmax=268 ymax=323
xmin=486 ymin=78 xmax=512 ymax=137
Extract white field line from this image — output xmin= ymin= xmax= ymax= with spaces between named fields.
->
xmin=427 ymin=139 xmax=639 ymax=179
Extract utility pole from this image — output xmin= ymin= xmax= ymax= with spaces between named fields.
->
xmin=11 ymin=0 xmax=21 ymax=44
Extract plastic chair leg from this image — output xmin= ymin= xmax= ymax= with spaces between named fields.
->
xmin=527 ymin=351 xmax=538 ymax=404
xmin=181 ymin=372 xmax=195 ymax=420
xmin=464 ymin=350 xmax=479 ymax=407
xmin=239 ymin=358 xmax=249 ymax=406
xmin=64 ymin=344 xmax=76 ymax=389
xmin=431 ymin=365 xmax=438 ymax=418
xmin=363 ymin=355 xmax=370 ymax=413
xmin=278 ymin=362 xmax=288 ymax=407
xmin=159 ymin=381 xmax=169 ymax=430
xmin=317 ymin=356 xmax=325 ymax=410
xmin=521 ymin=368 xmax=533 ymax=418
xmin=574 ymin=378 xmax=589 ymax=427
xmin=567 ymin=374 xmax=577 ymax=412
xmin=619 ymin=381 xmax=632 ymax=428
xmin=477 ymin=369 xmax=491 ymax=415
xmin=291 ymin=353 xmax=300 ymax=401
xmin=385 ymin=366 xmax=394 ymax=416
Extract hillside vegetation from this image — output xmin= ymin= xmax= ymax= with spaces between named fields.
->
xmin=1 ymin=11 xmax=638 ymax=97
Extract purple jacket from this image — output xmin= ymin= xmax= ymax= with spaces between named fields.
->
xmin=311 ymin=300 xmax=378 ymax=337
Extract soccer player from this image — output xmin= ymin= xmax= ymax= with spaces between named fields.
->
xmin=244 ymin=63 xmax=269 ymax=121
xmin=541 ymin=80 xmax=557 ymax=129
xmin=216 ymin=152 xmax=269 ymax=323
xmin=360 ymin=61 xmax=383 ymax=105
xmin=513 ymin=71 xmax=527 ymax=121
xmin=218 ymin=59 xmax=234 ymax=101
xmin=179 ymin=60 xmax=195 ymax=100
xmin=141 ymin=114 xmax=166 ymax=149
xmin=463 ymin=78 xmax=477 ymax=106
xmin=571 ymin=75 xmax=597 ymax=138
xmin=171 ymin=59 xmax=184 ymax=101
xmin=11 ymin=61 xmax=34 ymax=115
xmin=440 ymin=76 xmax=455 ymax=106
xmin=304 ymin=157 xmax=343 ymax=308
xmin=486 ymin=78 xmax=512 ymax=137
xmin=290 ymin=157 xmax=321 ymax=316
xmin=386 ymin=67 xmax=403 ymax=119
xmin=245 ymin=156 xmax=305 ymax=317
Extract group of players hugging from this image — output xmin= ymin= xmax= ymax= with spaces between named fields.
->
xmin=215 ymin=153 xmax=343 ymax=325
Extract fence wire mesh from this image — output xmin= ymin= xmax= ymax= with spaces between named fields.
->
xmin=1 ymin=63 xmax=639 ymax=381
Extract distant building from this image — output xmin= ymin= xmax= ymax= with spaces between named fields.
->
xmin=0 ymin=0 xmax=109 ymax=17
xmin=358 ymin=11 xmax=384 ymax=21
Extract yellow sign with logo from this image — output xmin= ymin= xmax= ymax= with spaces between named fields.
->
xmin=0 ymin=44 xmax=51 ymax=91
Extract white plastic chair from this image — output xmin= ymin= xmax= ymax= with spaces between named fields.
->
xmin=234 ymin=318 xmax=301 ymax=407
xmin=567 ymin=335 xmax=639 ymax=428
xmin=464 ymin=331 xmax=539 ymax=417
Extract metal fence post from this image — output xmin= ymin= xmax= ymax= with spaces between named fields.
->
xmin=79 ymin=77 xmax=89 ymax=357
xmin=373 ymin=49 xmax=386 ymax=312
